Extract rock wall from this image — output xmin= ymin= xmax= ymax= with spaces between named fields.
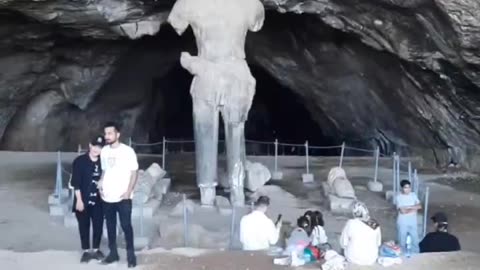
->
xmin=1 ymin=1 xmax=480 ymax=168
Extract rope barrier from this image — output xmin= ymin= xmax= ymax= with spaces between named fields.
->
xmin=165 ymin=139 xmax=195 ymax=144
xmin=131 ymin=141 xmax=164 ymax=146
xmin=245 ymin=139 xmax=273 ymax=144
xmin=309 ymin=145 xmax=343 ymax=150
xmin=128 ymin=137 xmax=383 ymax=155
xmin=344 ymin=146 xmax=376 ymax=153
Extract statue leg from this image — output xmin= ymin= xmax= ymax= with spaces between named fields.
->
xmin=193 ymin=98 xmax=219 ymax=206
xmin=223 ymin=115 xmax=246 ymax=207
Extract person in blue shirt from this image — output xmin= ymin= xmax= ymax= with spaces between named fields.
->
xmin=396 ymin=179 xmax=422 ymax=254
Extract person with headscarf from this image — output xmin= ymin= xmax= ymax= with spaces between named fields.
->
xmin=419 ymin=212 xmax=461 ymax=253
xmin=339 ymin=201 xmax=381 ymax=265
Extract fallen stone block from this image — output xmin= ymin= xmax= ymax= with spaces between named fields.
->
xmin=302 ymin=173 xmax=314 ymax=183
xmin=215 ymin=195 xmax=232 ymax=216
xmin=154 ymin=178 xmax=171 ymax=196
xmin=367 ymin=181 xmax=384 ymax=192
xmin=271 ymin=171 xmax=283 ymax=180
xmin=328 ymin=194 xmax=355 ymax=214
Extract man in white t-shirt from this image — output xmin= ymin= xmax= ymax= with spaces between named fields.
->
xmin=98 ymin=122 xmax=139 ymax=268
xmin=239 ymin=196 xmax=282 ymax=251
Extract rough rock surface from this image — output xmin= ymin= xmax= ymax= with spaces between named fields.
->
xmin=1 ymin=1 xmax=480 ymax=169
xmin=245 ymin=160 xmax=271 ymax=192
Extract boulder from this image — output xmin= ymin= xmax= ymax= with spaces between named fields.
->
xmin=326 ymin=167 xmax=356 ymax=199
xmin=245 ymin=160 xmax=271 ymax=192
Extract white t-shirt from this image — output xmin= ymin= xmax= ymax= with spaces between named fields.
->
xmin=311 ymin=225 xmax=328 ymax=246
xmin=339 ymin=219 xmax=381 ymax=266
xmin=239 ymin=210 xmax=280 ymax=251
xmin=101 ymin=143 xmax=139 ymax=203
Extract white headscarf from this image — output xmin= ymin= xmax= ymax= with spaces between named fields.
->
xmin=352 ymin=201 xmax=370 ymax=222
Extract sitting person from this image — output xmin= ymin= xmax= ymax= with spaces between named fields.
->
xmin=303 ymin=211 xmax=314 ymax=230
xmin=420 ymin=212 xmax=461 ymax=253
xmin=340 ymin=202 xmax=381 ymax=266
xmin=311 ymin=211 xmax=329 ymax=250
xmin=286 ymin=216 xmax=312 ymax=249
xmin=239 ymin=196 xmax=282 ymax=251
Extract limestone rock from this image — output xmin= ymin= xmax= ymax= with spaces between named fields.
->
xmin=245 ymin=161 xmax=272 ymax=192
xmin=326 ymin=167 xmax=356 ymax=199
xmin=132 ymin=163 xmax=166 ymax=205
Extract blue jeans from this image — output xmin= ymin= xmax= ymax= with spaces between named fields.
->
xmin=397 ymin=218 xmax=419 ymax=254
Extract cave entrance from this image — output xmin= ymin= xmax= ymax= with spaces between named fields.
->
xmin=149 ymin=62 xmax=338 ymax=156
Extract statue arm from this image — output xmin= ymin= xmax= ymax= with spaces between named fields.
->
xmin=167 ymin=0 xmax=190 ymax=35
xmin=249 ymin=0 xmax=265 ymax=32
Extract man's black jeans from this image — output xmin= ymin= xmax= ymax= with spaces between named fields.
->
xmin=75 ymin=204 xmax=104 ymax=250
xmin=104 ymin=199 xmax=135 ymax=259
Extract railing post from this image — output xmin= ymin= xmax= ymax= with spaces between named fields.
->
xmin=183 ymin=194 xmax=188 ymax=247
xmin=392 ymin=152 xmax=397 ymax=204
xmin=77 ymin=144 xmax=82 ymax=155
xmin=128 ymin=137 xmax=132 ymax=147
xmin=274 ymin=139 xmax=279 ymax=172
xmin=408 ymin=161 xmax=412 ymax=184
xmin=162 ymin=136 xmax=166 ymax=169
xmin=55 ymin=151 xmax=63 ymax=199
xmin=139 ymin=202 xmax=144 ymax=237
xmin=305 ymin=140 xmax=310 ymax=174
xmin=339 ymin=142 xmax=346 ymax=168
xmin=374 ymin=147 xmax=379 ymax=183
xmin=423 ymin=186 xmax=430 ymax=238
xmin=396 ymin=155 xmax=400 ymax=193
xmin=414 ymin=169 xmax=419 ymax=193
xmin=229 ymin=206 xmax=236 ymax=250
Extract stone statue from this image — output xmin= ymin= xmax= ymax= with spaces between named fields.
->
xmin=168 ymin=0 xmax=265 ymax=206
xmin=326 ymin=167 xmax=356 ymax=199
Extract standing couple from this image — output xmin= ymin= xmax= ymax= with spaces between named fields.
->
xmin=71 ymin=122 xmax=139 ymax=268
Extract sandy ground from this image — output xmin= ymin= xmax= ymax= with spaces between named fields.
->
xmin=1 ymin=151 xmax=480 ymax=269
xmin=1 ymin=248 xmax=479 ymax=270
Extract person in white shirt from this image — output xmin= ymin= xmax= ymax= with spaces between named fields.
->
xmin=239 ymin=196 xmax=282 ymax=251
xmin=98 ymin=122 xmax=139 ymax=268
xmin=310 ymin=211 xmax=329 ymax=249
xmin=340 ymin=201 xmax=381 ymax=266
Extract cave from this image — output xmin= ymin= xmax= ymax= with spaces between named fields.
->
xmin=1 ymin=1 xmax=480 ymax=169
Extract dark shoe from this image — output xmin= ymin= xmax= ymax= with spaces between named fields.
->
xmin=80 ymin=251 xmax=91 ymax=263
xmin=127 ymin=253 xmax=137 ymax=268
xmin=91 ymin=250 xmax=105 ymax=261
xmin=101 ymin=253 xmax=119 ymax=264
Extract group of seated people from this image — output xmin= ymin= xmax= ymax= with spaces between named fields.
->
xmin=240 ymin=191 xmax=461 ymax=267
